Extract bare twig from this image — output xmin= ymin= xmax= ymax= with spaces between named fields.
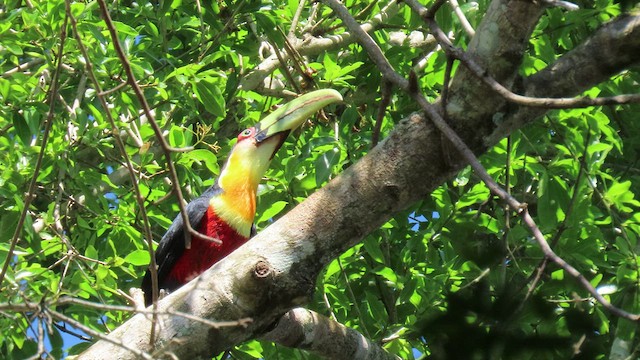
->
xmin=459 ymin=267 xmax=491 ymax=291
xmin=523 ymin=129 xmax=589 ymax=302
xmin=240 ymin=1 xmax=401 ymax=91
xmin=98 ymin=81 xmax=128 ymax=96
xmin=54 ymin=321 xmax=92 ymax=341
xmin=338 ymin=257 xmax=371 ymax=339
xmin=322 ymin=289 xmax=338 ymax=322
xmin=194 ymin=0 xmax=206 ymax=60
xmin=268 ymin=38 xmax=301 ymax=93
xmin=288 ymin=0 xmax=307 ymax=38
xmin=414 ymin=5 xmax=640 ymax=109
xmin=1 ymin=58 xmax=45 ymax=78
xmin=55 ymin=297 xmax=253 ymax=329
xmin=66 ymin=1 xmax=161 ymax=342
xmin=322 ymin=0 xmax=640 ymax=321
xmin=449 ymin=0 xmax=475 ymax=37
xmin=71 ymin=74 xmax=87 ymax=117
xmin=441 ymin=57 xmax=454 ymax=112
xmin=539 ymin=0 xmax=580 ymax=11
xmin=425 ymin=0 xmax=448 ymax=19
xmin=371 ymin=80 xmax=392 ymax=148
xmin=0 ymin=15 xmax=69 ymax=288
xmin=262 ymin=308 xmax=400 ymax=360
xmin=0 ymin=123 xmax=13 ymax=137
xmin=95 ymin=0 xmax=223 ymax=255
xmin=279 ymin=27 xmax=316 ymax=88
xmin=49 ymin=308 xmax=154 ymax=360
xmin=302 ymin=2 xmax=321 ymax=33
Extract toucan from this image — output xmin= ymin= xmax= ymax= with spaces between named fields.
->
xmin=141 ymin=89 xmax=342 ymax=306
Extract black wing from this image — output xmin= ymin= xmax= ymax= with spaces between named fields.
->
xmin=141 ymin=185 xmax=221 ymax=306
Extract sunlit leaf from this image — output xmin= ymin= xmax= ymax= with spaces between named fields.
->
xmin=124 ymin=250 xmax=151 ymax=266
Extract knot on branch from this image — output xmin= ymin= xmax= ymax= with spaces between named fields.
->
xmin=254 ymin=260 xmax=272 ymax=278
xmin=384 ymin=183 xmax=401 ymax=203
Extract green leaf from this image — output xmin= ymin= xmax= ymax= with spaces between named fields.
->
xmin=0 ymin=209 xmax=20 ymax=245
xmin=235 ymin=340 xmax=264 ymax=358
xmin=374 ymin=266 xmax=398 ymax=284
xmin=363 ymin=236 xmax=385 ymax=264
xmin=185 ymin=149 xmax=219 ymax=175
xmin=124 ymin=250 xmax=151 ymax=266
xmin=457 ymin=182 xmax=489 ymax=207
xmin=67 ymin=342 xmax=92 ymax=356
xmin=70 ymin=2 xmax=85 ymax=17
xmin=315 ymin=146 xmax=340 ymax=186
xmin=551 ymin=269 xmax=564 ymax=280
xmin=605 ymin=180 xmax=640 ymax=213
xmin=365 ymin=290 xmax=387 ymax=322
xmin=169 ymin=126 xmax=185 ymax=148
xmin=256 ymin=201 xmax=287 ymax=224
xmin=254 ymin=12 xmax=281 ymax=47
xmin=322 ymin=53 xmax=338 ymax=81
xmin=112 ymin=21 xmax=138 ymax=36
xmin=325 ymin=283 xmax=351 ymax=308
xmin=12 ymin=112 xmax=31 ymax=145
xmin=0 ymin=78 xmax=9 ymax=99
xmin=194 ymin=79 xmax=225 ymax=117
xmin=85 ymin=245 xmax=98 ymax=261
xmin=324 ymin=259 xmax=342 ymax=279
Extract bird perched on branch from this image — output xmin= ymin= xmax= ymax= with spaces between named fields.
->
xmin=141 ymin=89 xmax=342 ymax=306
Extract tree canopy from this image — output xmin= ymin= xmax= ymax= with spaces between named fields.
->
xmin=0 ymin=0 xmax=639 ymax=359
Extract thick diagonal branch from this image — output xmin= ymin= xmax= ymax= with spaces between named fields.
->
xmin=79 ymin=3 xmax=640 ymax=359
xmin=262 ymin=308 xmax=400 ymax=360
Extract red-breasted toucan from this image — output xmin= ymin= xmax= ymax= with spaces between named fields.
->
xmin=141 ymin=89 xmax=342 ymax=306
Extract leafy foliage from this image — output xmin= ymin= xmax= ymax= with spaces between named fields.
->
xmin=0 ymin=0 xmax=639 ymax=359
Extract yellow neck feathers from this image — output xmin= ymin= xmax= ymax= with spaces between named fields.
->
xmin=209 ymin=144 xmax=269 ymax=238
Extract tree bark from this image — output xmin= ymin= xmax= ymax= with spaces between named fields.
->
xmin=78 ymin=3 xmax=640 ymax=359
xmin=262 ymin=308 xmax=401 ymax=360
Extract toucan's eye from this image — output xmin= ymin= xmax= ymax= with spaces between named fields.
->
xmin=238 ymin=128 xmax=254 ymax=140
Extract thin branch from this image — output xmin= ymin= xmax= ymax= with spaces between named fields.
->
xmin=0 ymin=14 xmax=69 ymax=288
xmin=322 ymin=0 xmax=640 ymax=322
xmin=302 ymin=2 xmax=321 ymax=34
xmin=449 ymin=0 xmax=475 ymax=37
xmin=322 ymin=288 xmax=338 ymax=322
xmin=320 ymin=0 xmax=408 ymax=89
xmin=268 ymin=38 xmax=301 ymax=93
xmin=98 ymin=81 xmax=128 ymax=96
xmin=523 ymin=128 xmax=589 ymax=302
xmin=338 ymin=257 xmax=371 ymax=339
xmin=0 ymin=123 xmax=13 ymax=137
xmin=279 ymin=27 xmax=315 ymax=87
xmin=501 ymin=135 xmax=513 ymax=286
xmin=48 ymin=308 xmax=154 ymax=360
xmin=95 ymin=0 xmax=223 ymax=253
xmin=441 ymin=57 xmax=454 ymax=112
xmin=54 ymin=322 xmax=93 ymax=342
xmin=55 ymin=297 xmax=253 ymax=329
xmin=539 ymin=0 xmax=580 ymax=11
xmin=262 ymin=308 xmax=400 ymax=360
xmin=66 ymin=1 xmax=161 ymax=342
xmin=52 ymin=168 xmax=78 ymax=294
xmin=371 ymin=80 xmax=392 ymax=148
xmin=288 ymin=0 xmax=307 ymax=38
xmin=71 ymin=73 xmax=87 ymax=117
xmin=547 ymin=297 xmax=592 ymax=303
xmin=459 ymin=267 xmax=491 ymax=291
xmin=415 ymin=6 xmax=640 ymax=109
xmin=194 ymin=0 xmax=206 ymax=61
xmin=1 ymin=58 xmax=45 ymax=78
xmin=240 ymin=1 xmax=401 ymax=91
xmin=0 ymin=301 xmax=39 ymax=312
xmin=424 ymin=0 xmax=447 ymax=19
